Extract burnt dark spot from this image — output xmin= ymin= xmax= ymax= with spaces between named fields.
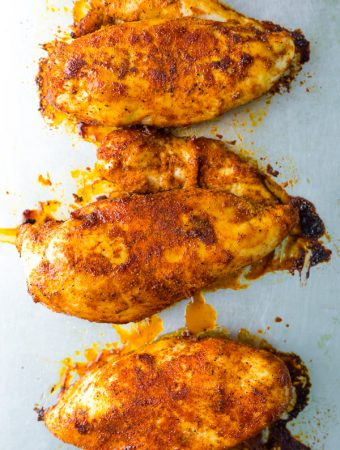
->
xmin=291 ymin=30 xmax=310 ymax=64
xmin=240 ymin=53 xmax=254 ymax=67
xmin=309 ymin=242 xmax=332 ymax=268
xmin=170 ymin=63 xmax=177 ymax=76
xmin=34 ymin=406 xmax=45 ymax=422
xmin=138 ymin=353 xmax=155 ymax=365
xmin=186 ymin=215 xmax=216 ymax=245
xmin=306 ymin=241 xmax=332 ymax=278
xmin=129 ymin=33 xmax=139 ymax=45
xmin=211 ymin=56 xmax=232 ymax=71
xmin=291 ymin=197 xmax=325 ymax=239
xmin=118 ymin=59 xmax=130 ymax=80
xmin=215 ymin=387 xmax=233 ymax=413
xmin=231 ymin=33 xmax=241 ymax=43
xmin=266 ymin=422 xmax=311 ymax=449
xmin=149 ymin=69 xmax=167 ymax=87
xmin=266 ymin=164 xmax=279 ymax=178
xmin=64 ymin=57 xmax=86 ymax=79
xmin=96 ymin=195 xmax=108 ymax=201
xmin=22 ymin=209 xmax=36 ymax=225
xmin=75 ymin=418 xmax=91 ymax=435
xmin=141 ymin=31 xmax=153 ymax=43
xmin=73 ymin=193 xmax=83 ymax=203
xmin=75 ymin=211 xmax=101 ymax=228
xmin=110 ymin=82 xmax=127 ymax=96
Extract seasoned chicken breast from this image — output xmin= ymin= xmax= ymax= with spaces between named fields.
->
xmin=95 ymin=128 xmax=283 ymax=204
xmin=17 ymin=187 xmax=298 ymax=323
xmin=44 ymin=336 xmax=292 ymax=449
xmin=38 ymin=18 xmax=296 ymax=128
xmin=72 ymin=0 xmax=259 ymax=37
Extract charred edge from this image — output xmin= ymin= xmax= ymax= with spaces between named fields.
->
xmin=262 ymin=21 xmax=310 ymax=64
xmin=306 ymin=241 xmax=332 ymax=279
xmin=291 ymin=29 xmax=310 ymax=64
xmin=266 ymin=164 xmax=279 ymax=178
xmin=268 ymin=352 xmax=311 ymax=449
xmin=266 ymin=422 xmax=311 ymax=449
xmin=236 ymin=350 xmax=312 ymax=449
xmin=22 ymin=209 xmax=37 ymax=225
xmin=34 ymin=406 xmax=46 ymax=422
xmin=291 ymin=197 xmax=325 ymax=239
xmin=278 ymin=352 xmax=311 ymax=421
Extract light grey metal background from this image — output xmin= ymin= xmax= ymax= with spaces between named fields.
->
xmin=0 ymin=1 xmax=339 ymax=448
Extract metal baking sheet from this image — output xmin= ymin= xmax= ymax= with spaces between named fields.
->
xmin=0 ymin=1 xmax=339 ymax=448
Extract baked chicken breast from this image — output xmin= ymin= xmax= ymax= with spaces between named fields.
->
xmin=44 ymin=336 xmax=292 ymax=449
xmin=72 ymin=0 xmax=260 ymax=37
xmin=17 ymin=184 xmax=297 ymax=323
xmin=38 ymin=17 xmax=296 ymax=128
xmin=95 ymin=129 xmax=283 ymax=204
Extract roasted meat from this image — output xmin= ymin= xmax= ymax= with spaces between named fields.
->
xmin=72 ymin=0 xmax=260 ymax=37
xmin=17 ymin=184 xmax=297 ymax=323
xmin=94 ymin=129 xmax=285 ymax=204
xmin=39 ymin=17 xmax=296 ymax=128
xmin=44 ymin=335 xmax=292 ymax=449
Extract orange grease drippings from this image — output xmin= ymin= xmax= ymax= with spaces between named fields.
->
xmin=52 ymin=315 xmax=163 ymax=394
xmin=185 ymin=291 xmax=217 ymax=335
xmin=71 ymin=167 xmax=117 ymax=207
xmin=38 ymin=174 xmax=52 ymax=186
xmin=0 ymin=228 xmax=18 ymax=245
xmin=113 ymin=315 xmax=164 ymax=352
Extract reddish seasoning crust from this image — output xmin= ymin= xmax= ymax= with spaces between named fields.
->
xmin=43 ymin=336 xmax=293 ymax=449
xmin=17 ymin=187 xmax=298 ymax=323
xmin=232 ymin=341 xmax=311 ymax=449
xmin=70 ymin=0 xmax=310 ymax=67
xmin=95 ymin=128 xmax=281 ymax=205
xmin=37 ymin=17 xmax=296 ymax=128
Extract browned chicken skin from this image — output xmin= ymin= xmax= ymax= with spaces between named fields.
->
xmin=72 ymin=0 xmax=260 ymax=37
xmin=17 ymin=132 xmax=299 ymax=323
xmin=95 ymin=129 xmax=281 ymax=204
xmin=44 ymin=335 xmax=292 ymax=449
xmin=39 ymin=17 xmax=297 ymax=128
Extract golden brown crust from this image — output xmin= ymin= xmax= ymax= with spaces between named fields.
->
xmin=44 ymin=336 xmax=292 ymax=449
xmin=18 ymin=188 xmax=298 ymax=323
xmin=71 ymin=0 xmax=252 ymax=38
xmin=96 ymin=128 xmax=278 ymax=204
xmin=39 ymin=17 xmax=295 ymax=128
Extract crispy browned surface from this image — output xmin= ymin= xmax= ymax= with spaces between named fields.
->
xmin=44 ymin=336 xmax=292 ymax=449
xmin=72 ymin=0 xmax=257 ymax=37
xmin=18 ymin=187 xmax=298 ymax=323
xmin=96 ymin=129 xmax=282 ymax=204
xmin=39 ymin=17 xmax=295 ymax=128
